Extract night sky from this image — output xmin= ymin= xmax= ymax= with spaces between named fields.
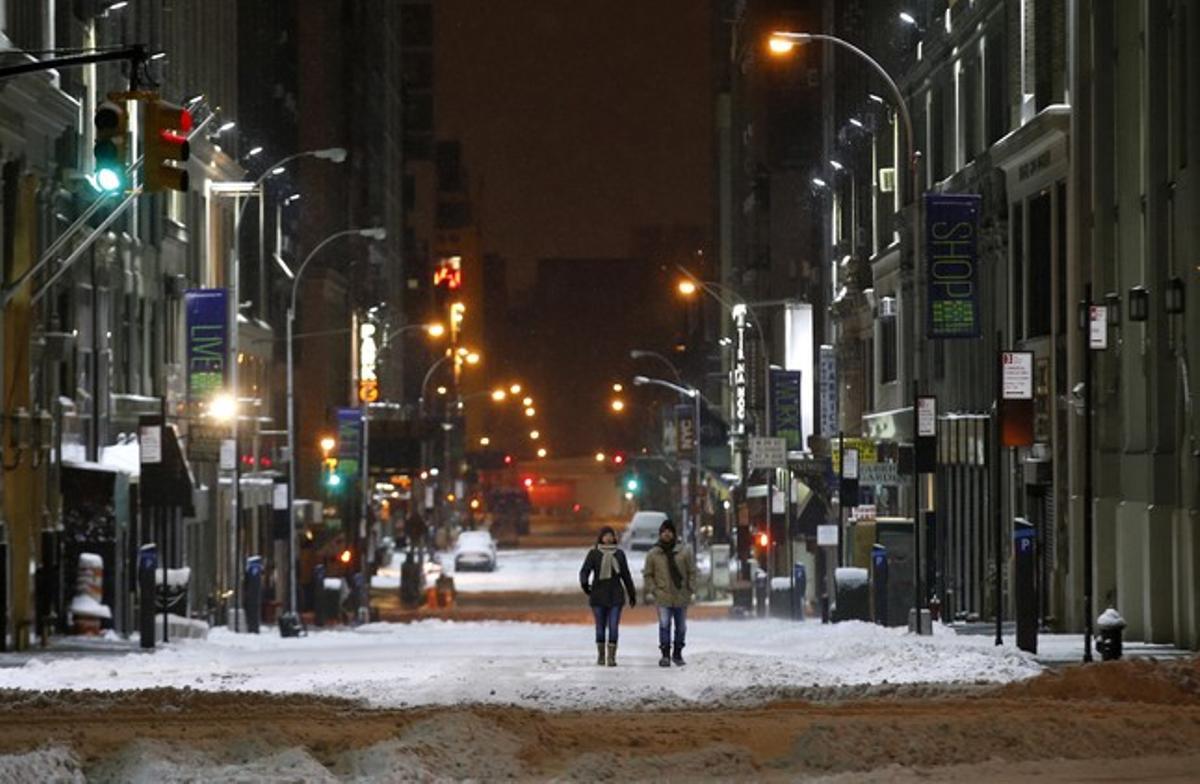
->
xmin=436 ymin=0 xmax=714 ymax=290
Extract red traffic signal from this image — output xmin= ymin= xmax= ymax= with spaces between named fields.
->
xmin=756 ymin=532 xmax=769 ymax=549
xmin=143 ymin=98 xmax=192 ymax=192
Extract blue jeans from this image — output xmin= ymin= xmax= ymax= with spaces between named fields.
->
xmin=592 ymin=605 xmax=623 ymax=643
xmin=657 ymin=606 xmax=687 ymax=649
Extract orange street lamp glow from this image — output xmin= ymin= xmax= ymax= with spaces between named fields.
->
xmin=677 ymin=279 xmax=698 ymax=296
xmin=529 ymin=430 xmax=540 ymax=440
xmin=509 ymin=383 xmax=522 ymax=394
xmin=479 ymin=436 xmax=491 ymax=447
xmin=537 ymin=447 xmax=547 ymax=458
xmin=426 ymin=323 xmax=446 ymax=337
xmin=491 ymin=389 xmax=507 ymax=402
xmin=768 ymin=35 xmax=796 ymax=55
xmin=612 ymin=383 xmax=623 ymax=392
xmin=522 ymin=396 xmax=533 ymax=407
xmin=595 ymin=451 xmax=606 ymax=462
xmin=466 ymin=352 xmax=480 ymax=365
xmin=610 ymin=398 xmax=626 ymax=412
xmin=524 ymin=407 xmax=536 ymax=417
xmin=436 ymin=385 xmax=448 ymax=395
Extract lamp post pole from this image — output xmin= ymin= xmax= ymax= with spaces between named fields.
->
xmin=284 ymin=226 xmax=384 ymax=623
xmin=229 ymin=148 xmax=345 ymax=626
xmin=633 ymin=375 xmax=702 ymax=555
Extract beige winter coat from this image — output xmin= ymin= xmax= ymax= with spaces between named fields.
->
xmin=642 ymin=542 xmax=698 ymax=607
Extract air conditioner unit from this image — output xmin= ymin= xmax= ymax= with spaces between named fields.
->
xmin=879 ymin=167 xmax=896 ymax=193
xmin=879 ymin=296 xmax=897 ymax=318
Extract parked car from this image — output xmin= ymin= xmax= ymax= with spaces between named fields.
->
xmin=619 ymin=510 xmax=669 ymax=552
xmin=453 ymin=530 xmax=497 ymax=572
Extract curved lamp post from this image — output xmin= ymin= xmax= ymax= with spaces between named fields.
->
xmin=282 ymin=226 xmax=385 ymax=625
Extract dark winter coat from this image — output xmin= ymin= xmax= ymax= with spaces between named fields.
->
xmin=579 ymin=547 xmax=637 ymax=608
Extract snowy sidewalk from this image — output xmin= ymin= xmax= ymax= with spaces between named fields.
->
xmin=0 ymin=619 xmax=1042 ymax=710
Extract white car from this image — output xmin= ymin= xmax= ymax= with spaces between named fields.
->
xmin=619 ymin=511 xmax=669 ymax=552
xmin=453 ymin=530 xmax=497 ymax=572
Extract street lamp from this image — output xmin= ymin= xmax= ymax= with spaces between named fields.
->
xmin=632 ymin=374 xmax=702 ymax=554
xmin=630 ymin=349 xmax=684 ymax=385
xmin=282 ymin=226 xmax=385 ymax=626
xmin=610 ymin=399 xmax=625 ymax=413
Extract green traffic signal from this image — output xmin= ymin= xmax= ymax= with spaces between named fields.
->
xmin=625 ymin=476 xmax=640 ymax=493
xmin=93 ymin=101 xmax=127 ymax=193
xmin=327 ymin=472 xmax=342 ymax=488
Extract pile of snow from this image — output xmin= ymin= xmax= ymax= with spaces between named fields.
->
xmin=0 ymin=618 xmax=1042 ymax=710
xmin=835 ymin=567 xmax=869 ymax=587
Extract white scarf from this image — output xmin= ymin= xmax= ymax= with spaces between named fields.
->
xmin=597 ymin=544 xmax=619 ymax=580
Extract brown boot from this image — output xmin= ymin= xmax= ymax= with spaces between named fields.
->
xmin=596 ymin=643 xmax=605 ymax=665
xmin=606 ymin=642 xmax=618 ymax=666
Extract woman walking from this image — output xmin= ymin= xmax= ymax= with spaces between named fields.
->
xmin=579 ymin=525 xmax=637 ymax=666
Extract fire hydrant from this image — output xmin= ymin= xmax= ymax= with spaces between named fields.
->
xmin=1095 ymin=607 xmax=1126 ymax=661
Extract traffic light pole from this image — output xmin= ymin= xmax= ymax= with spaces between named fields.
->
xmin=0 ymin=45 xmax=150 ymax=82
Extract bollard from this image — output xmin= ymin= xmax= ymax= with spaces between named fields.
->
xmin=1095 ymin=607 xmax=1126 ymax=661
xmin=753 ymin=570 xmax=768 ymax=617
xmin=243 ymin=556 xmax=263 ymax=634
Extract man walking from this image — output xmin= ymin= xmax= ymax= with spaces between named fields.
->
xmin=642 ymin=519 xmax=697 ymax=667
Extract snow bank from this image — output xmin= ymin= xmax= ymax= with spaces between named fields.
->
xmin=374 ymin=547 xmax=647 ymax=594
xmin=0 ymin=618 xmax=1042 ymax=710
xmin=835 ymin=567 xmax=869 ymax=587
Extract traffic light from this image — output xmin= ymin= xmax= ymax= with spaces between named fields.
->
xmin=323 ymin=456 xmax=341 ymax=489
xmin=93 ymin=100 xmax=128 ymax=192
xmin=623 ymin=474 xmax=641 ymax=494
xmin=142 ymin=98 xmax=192 ymax=192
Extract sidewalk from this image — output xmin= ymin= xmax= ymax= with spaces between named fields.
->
xmin=0 ymin=634 xmax=145 ymax=668
xmin=951 ymin=621 xmax=1195 ymax=665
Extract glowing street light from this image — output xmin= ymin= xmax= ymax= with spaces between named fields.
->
xmin=677 ymin=279 xmax=698 ymax=296
xmin=768 ymin=35 xmax=796 ymax=54
xmin=427 ymin=323 xmax=446 ymax=337
xmin=529 ymin=430 xmax=540 ymax=440
xmin=524 ymin=407 xmax=536 ymax=417
xmin=509 ymin=383 xmax=522 ymax=394
xmin=209 ymin=393 xmax=237 ymax=422
xmin=595 ymin=452 xmax=607 ymax=462
xmin=491 ymin=389 xmax=507 ymax=402
xmin=522 ymin=396 xmax=533 ymax=407
xmin=612 ymin=383 xmax=623 ymax=392
xmin=479 ymin=436 xmax=491 ymax=447
xmin=610 ymin=398 xmax=626 ymax=413
xmin=436 ymin=385 xmax=448 ymax=395
xmin=537 ymin=447 xmax=548 ymax=459
xmin=319 ymin=435 xmax=336 ymax=455
xmin=466 ymin=352 xmax=480 ymax=365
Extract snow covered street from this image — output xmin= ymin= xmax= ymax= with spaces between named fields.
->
xmin=0 ymin=618 xmax=1042 ymax=710
xmin=373 ymin=546 xmax=646 ymax=594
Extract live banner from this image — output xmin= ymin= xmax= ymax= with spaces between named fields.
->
xmin=185 ymin=289 xmax=228 ymax=401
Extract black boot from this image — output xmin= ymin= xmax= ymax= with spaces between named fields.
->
xmin=672 ymin=643 xmax=686 ymax=666
xmin=658 ymin=645 xmax=671 ymax=668
xmin=596 ymin=643 xmax=606 ymax=666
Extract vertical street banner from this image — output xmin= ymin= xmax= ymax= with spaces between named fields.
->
xmin=675 ymin=403 xmax=697 ymax=454
xmin=185 ymin=289 xmax=227 ymax=401
xmin=926 ymin=193 xmax=982 ymax=339
xmin=770 ymin=369 xmax=803 ymax=451
xmin=336 ymin=407 xmax=363 ymax=477
xmin=819 ymin=345 xmax=838 ymax=437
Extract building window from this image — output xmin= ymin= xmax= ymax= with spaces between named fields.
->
xmin=1026 ymin=189 xmax=1052 ymax=338
xmin=880 ymin=316 xmax=897 ymax=383
xmin=985 ymin=31 xmax=1009 ymax=145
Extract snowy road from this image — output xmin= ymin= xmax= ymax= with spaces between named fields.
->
xmin=0 ymin=619 xmax=1042 ymax=710
xmin=374 ymin=546 xmax=647 ymax=593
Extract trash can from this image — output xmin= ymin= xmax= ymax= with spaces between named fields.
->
xmin=1095 ymin=607 xmax=1126 ymax=661
xmin=832 ymin=567 xmax=869 ymax=622
xmin=769 ymin=577 xmax=792 ymax=619
xmin=753 ymin=569 xmax=769 ymax=617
